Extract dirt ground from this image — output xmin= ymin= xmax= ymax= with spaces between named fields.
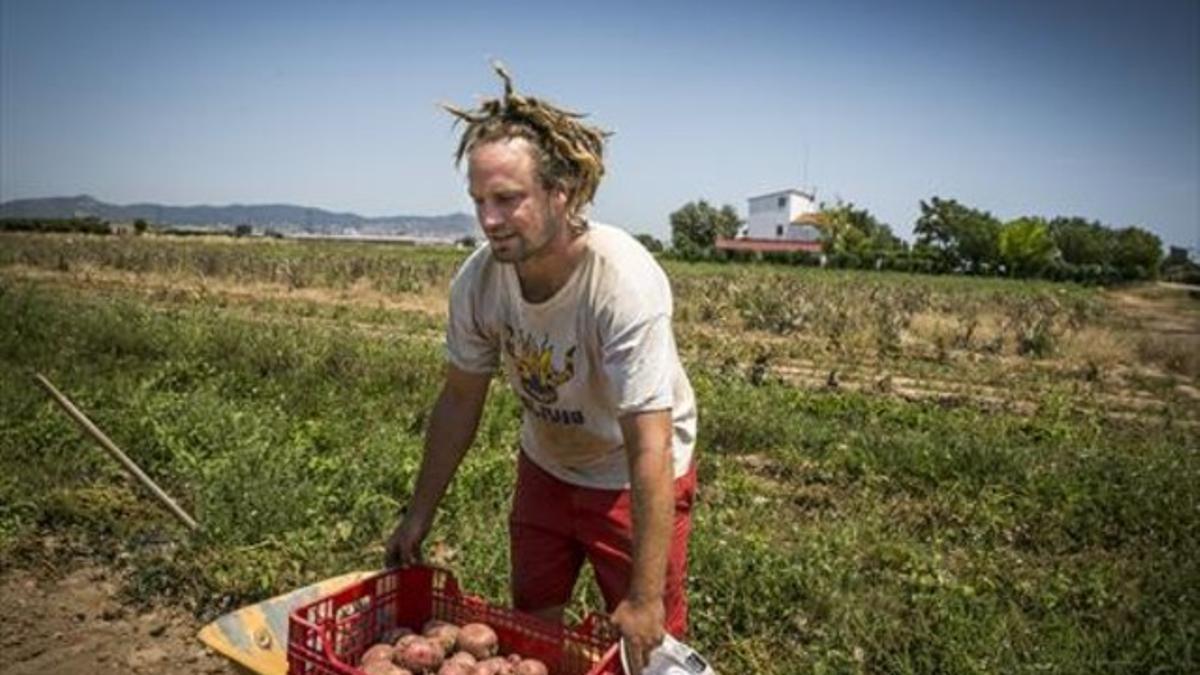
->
xmin=0 ymin=562 xmax=235 ymax=675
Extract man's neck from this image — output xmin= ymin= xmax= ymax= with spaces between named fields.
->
xmin=516 ymin=229 xmax=588 ymax=304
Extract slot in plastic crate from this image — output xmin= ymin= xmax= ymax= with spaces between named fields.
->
xmin=288 ymin=565 xmax=622 ymax=675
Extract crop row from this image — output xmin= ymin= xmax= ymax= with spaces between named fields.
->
xmin=3 ymin=233 xmax=1110 ymax=365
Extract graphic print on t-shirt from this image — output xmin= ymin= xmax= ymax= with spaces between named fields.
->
xmin=503 ymin=323 xmax=577 ymax=405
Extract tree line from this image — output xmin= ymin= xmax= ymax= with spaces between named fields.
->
xmin=0 ymin=216 xmax=118 ymax=235
xmin=0 ymin=217 xmax=257 ymax=238
xmin=656 ymin=197 xmax=1176 ymax=283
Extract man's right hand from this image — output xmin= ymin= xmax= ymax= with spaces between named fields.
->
xmin=384 ymin=513 xmax=429 ymax=568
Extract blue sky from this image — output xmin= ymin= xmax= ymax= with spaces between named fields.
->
xmin=1 ymin=0 xmax=1197 ymax=247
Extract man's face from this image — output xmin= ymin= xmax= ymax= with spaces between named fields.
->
xmin=467 ymin=138 xmax=569 ymax=264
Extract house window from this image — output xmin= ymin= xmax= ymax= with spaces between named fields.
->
xmin=776 ymin=224 xmax=784 ymax=237
xmin=777 ymin=196 xmax=786 ymax=208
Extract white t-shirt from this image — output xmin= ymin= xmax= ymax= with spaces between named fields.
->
xmin=445 ymin=223 xmax=697 ymax=489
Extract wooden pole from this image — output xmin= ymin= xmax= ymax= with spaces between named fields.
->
xmin=34 ymin=373 xmax=200 ymax=532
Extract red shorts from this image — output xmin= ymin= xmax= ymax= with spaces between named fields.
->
xmin=509 ymin=451 xmax=697 ymax=637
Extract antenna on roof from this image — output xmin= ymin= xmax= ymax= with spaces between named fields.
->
xmin=802 ymin=143 xmax=810 ymax=194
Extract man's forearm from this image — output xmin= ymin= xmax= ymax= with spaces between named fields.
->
xmin=623 ymin=412 xmax=675 ymax=604
xmin=406 ymin=382 xmax=486 ymax=525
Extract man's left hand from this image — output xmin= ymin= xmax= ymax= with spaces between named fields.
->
xmin=611 ymin=596 xmax=665 ymax=674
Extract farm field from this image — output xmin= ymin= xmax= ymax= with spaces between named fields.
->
xmin=1 ymin=231 xmax=1197 ymax=674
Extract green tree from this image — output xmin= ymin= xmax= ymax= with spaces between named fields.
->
xmin=133 ymin=218 xmax=149 ymax=235
xmin=820 ymin=201 xmax=904 ymax=257
xmin=670 ymin=200 xmax=741 ymax=256
xmin=998 ymin=217 xmax=1056 ymax=276
xmin=1111 ymin=226 xmax=1163 ymax=280
xmin=914 ymin=197 xmax=1001 ymax=272
xmin=634 ymin=233 xmax=664 ymax=253
xmin=1049 ymin=217 xmax=1112 ymax=266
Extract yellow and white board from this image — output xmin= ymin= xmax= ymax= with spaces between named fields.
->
xmin=197 ymin=570 xmax=374 ymax=675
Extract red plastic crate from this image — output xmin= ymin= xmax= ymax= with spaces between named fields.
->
xmin=287 ymin=565 xmax=622 ymax=675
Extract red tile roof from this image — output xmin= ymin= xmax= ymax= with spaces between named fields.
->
xmin=715 ymin=236 xmax=823 ymax=253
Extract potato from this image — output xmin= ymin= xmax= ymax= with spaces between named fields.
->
xmin=514 ymin=658 xmax=548 ymax=675
xmin=395 ymin=633 xmax=423 ymax=650
xmin=362 ymin=660 xmax=413 ymax=675
xmin=423 ymin=619 xmax=461 ymax=652
xmin=456 ymin=623 xmax=499 ymax=659
xmin=437 ymin=661 xmax=475 ymax=675
xmin=382 ymin=626 xmax=416 ymax=644
xmin=362 ymin=643 xmax=395 ymax=665
xmin=447 ymin=651 xmax=477 ymax=666
xmin=470 ymin=656 xmax=514 ymax=675
xmin=393 ymin=635 xmax=445 ymax=672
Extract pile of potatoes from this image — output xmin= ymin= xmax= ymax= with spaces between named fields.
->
xmin=359 ymin=619 xmax=549 ymax=675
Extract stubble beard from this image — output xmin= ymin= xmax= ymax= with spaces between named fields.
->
xmin=489 ymin=237 xmax=524 ymax=263
xmin=489 ymin=202 xmax=564 ymax=265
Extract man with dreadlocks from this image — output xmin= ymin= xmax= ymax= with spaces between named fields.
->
xmin=384 ymin=65 xmax=697 ymax=674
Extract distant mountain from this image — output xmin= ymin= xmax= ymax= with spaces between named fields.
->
xmin=0 ymin=195 xmax=479 ymax=239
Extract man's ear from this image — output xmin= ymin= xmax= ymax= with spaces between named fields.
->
xmin=550 ymin=185 xmax=570 ymax=215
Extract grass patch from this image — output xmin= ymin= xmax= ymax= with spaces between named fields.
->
xmin=0 ymin=243 xmax=1197 ymax=673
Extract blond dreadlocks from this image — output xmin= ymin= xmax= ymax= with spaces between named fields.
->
xmin=444 ymin=62 xmax=610 ymax=222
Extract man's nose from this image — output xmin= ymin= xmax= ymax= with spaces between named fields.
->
xmin=477 ymin=202 xmax=504 ymax=230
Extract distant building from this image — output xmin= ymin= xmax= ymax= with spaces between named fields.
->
xmin=1168 ymin=245 xmax=1200 ymax=266
xmin=716 ymin=188 xmax=824 ymax=254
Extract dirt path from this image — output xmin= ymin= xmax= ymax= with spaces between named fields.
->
xmin=0 ymin=562 xmax=235 ymax=675
xmin=1108 ymin=284 xmax=1200 ymax=335
xmin=0 ymin=263 xmax=451 ymax=318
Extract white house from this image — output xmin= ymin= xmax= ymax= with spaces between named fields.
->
xmin=743 ymin=189 xmax=824 ymax=242
xmin=716 ymin=188 xmax=825 ymax=255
